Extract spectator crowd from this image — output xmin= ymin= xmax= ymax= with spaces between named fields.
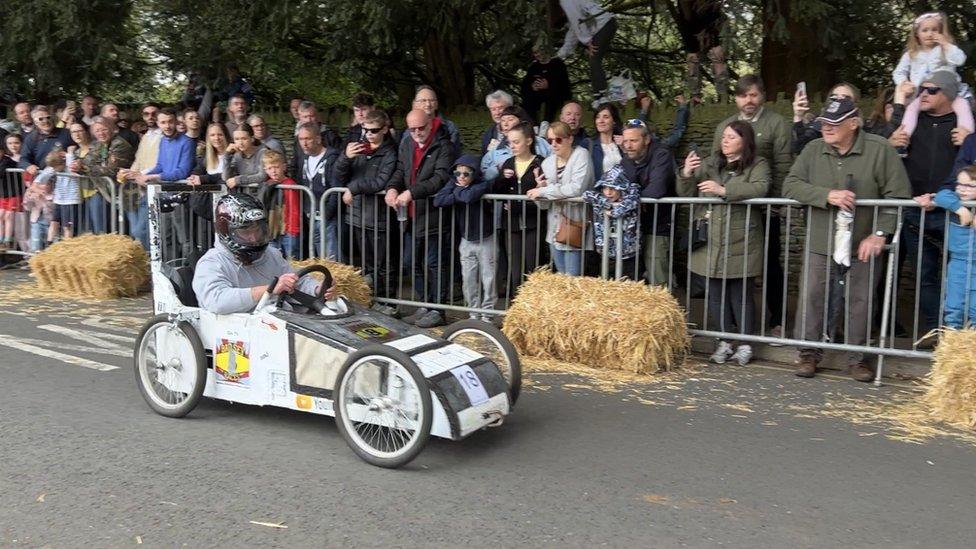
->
xmin=1 ymin=7 xmax=975 ymax=383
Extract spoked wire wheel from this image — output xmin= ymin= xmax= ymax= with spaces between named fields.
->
xmin=441 ymin=319 xmax=522 ymax=406
xmin=334 ymin=346 xmax=432 ymax=468
xmin=134 ymin=314 xmax=206 ymax=418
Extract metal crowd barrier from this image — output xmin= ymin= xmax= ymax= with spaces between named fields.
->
xmin=2 ymin=168 xmax=117 ymax=256
xmin=318 ymin=189 xmax=973 ymax=382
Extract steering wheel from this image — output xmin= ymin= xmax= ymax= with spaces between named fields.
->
xmin=275 ymin=264 xmax=335 ymax=313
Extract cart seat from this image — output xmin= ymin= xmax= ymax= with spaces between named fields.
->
xmin=161 ymin=248 xmax=203 ymax=307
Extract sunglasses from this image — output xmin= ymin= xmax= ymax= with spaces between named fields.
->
xmin=547 ymin=136 xmax=565 ymax=145
xmin=625 ymin=118 xmax=647 ymax=128
xmin=408 ymin=126 xmax=427 ymax=133
xmin=453 ymin=170 xmax=474 ymax=178
xmin=363 ymin=126 xmax=384 ymax=134
xmin=35 ymin=116 xmax=52 ymax=122
xmin=919 ymin=86 xmax=942 ymax=96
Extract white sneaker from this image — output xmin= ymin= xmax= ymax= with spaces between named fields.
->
xmin=480 ymin=315 xmax=494 ymax=324
xmin=730 ymin=344 xmax=753 ymax=366
xmin=709 ymin=340 xmax=734 ymax=364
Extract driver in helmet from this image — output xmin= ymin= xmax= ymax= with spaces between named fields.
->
xmin=192 ymin=193 xmax=335 ymax=314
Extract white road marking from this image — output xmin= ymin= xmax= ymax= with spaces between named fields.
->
xmin=81 ymin=317 xmax=140 ymax=334
xmin=0 ymin=335 xmax=118 ymax=371
xmin=12 ymin=337 xmax=131 ymax=357
xmin=38 ymin=324 xmax=135 ymax=346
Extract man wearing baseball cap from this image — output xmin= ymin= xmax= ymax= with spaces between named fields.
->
xmin=783 ymin=96 xmax=912 ymax=381
xmin=889 ymin=70 xmax=970 ymax=340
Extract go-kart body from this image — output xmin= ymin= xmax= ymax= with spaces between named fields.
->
xmin=151 ymin=269 xmax=511 ymax=440
xmin=136 ymin=183 xmax=519 ymax=467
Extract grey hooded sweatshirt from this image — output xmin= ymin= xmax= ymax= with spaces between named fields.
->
xmin=192 ymin=241 xmax=319 ymax=315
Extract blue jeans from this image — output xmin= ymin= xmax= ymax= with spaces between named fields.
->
xmin=902 ymin=209 xmax=945 ymax=332
xmin=85 ymin=193 xmax=107 ymax=234
xmin=410 ymin=231 xmax=450 ymax=304
xmin=279 ymin=234 xmax=301 ymax=260
xmin=313 ymin=218 xmax=338 ymax=260
xmin=30 ymin=219 xmax=50 ymax=252
xmin=126 ymin=198 xmax=149 ymax=249
xmin=550 ymin=244 xmax=583 ymax=276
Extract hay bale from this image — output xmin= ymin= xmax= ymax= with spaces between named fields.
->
xmin=290 ymin=258 xmax=372 ymax=306
xmin=503 ymin=269 xmax=689 ymax=374
xmin=924 ymin=329 xmax=976 ymax=429
xmin=28 ymin=234 xmax=149 ymax=299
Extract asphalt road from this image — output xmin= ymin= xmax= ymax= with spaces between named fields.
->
xmin=1 ymin=270 xmax=975 ymax=548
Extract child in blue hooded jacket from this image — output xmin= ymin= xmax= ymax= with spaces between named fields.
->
xmin=433 ymin=155 xmax=496 ymax=322
xmin=582 ymin=164 xmax=640 ymax=277
xmin=934 ymin=165 xmax=976 ymax=328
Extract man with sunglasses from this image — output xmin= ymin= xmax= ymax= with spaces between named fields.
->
xmin=619 ymin=118 xmax=676 ymax=286
xmin=889 ymin=70 xmax=970 ymax=340
xmin=336 ymin=109 xmax=398 ymax=312
xmin=20 ymin=106 xmax=73 ymax=175
xmin=386 ymin=109 xmax=454 ymax=328
xmin=126 ymin=103 xmax=163 ymax=176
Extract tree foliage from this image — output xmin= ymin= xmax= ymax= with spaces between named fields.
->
xmin=2 ymin=0 xmax=975 ymax=108
xmin=0 ymin=0 xmax=146 ymax=102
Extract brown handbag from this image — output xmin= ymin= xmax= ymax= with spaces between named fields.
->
xmin=555 ymin=213 xmax=585 ymax=248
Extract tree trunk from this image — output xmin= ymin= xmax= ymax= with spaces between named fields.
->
xmin=760 ymin=1 xmax=839 ymax=98
xmin=422 ymin=33 xmax=475 ymax=108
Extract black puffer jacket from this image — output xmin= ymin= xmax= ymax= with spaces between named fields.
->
xmin=335 ymin=139 xmax=397 ymax=229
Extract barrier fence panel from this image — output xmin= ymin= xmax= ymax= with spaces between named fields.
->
xmin=1 ymin=168 xmax=29 ymax=255
xmin=2 ymin=168 xmax=120 ymax=256
xmin=321 ymin=190 xmax=975 ymax=377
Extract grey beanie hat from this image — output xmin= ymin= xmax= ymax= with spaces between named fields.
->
xmin=923 ymin=70 xmax=960 ymax=101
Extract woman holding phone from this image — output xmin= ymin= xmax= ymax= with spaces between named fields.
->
xmin=678 ymin=120 xmax=770 ymax=366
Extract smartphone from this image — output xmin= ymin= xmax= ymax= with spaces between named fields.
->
xmin=796 ymin=81 xmax=807 ymax=97
xmin=689 ymin=143 xmax=701 ymax=157
xmin=359 ymin=135 xmax=373 ymax=154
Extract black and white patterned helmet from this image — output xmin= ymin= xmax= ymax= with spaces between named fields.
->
xmin=214 ymin=193 xmax=269 ymax=264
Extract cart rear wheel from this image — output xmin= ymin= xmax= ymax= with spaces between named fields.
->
xmin=334 ymin=346 xmax=432 ymax=468
xmin=134 ymin=314 xmax=206 ymax=418
xmin=441 ymin=319 xmax=522 ymax=406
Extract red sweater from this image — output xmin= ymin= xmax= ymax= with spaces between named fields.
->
xmin=280 ymin=177 xmax=301 ymax=236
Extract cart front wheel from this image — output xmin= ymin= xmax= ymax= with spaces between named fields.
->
xmin=334 ymin=346 xmax=432 ymax=468
xmin=134 ymin=314 xmax=206 ymax=418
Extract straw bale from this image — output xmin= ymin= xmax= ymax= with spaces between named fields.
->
xmin=28 ymin=234 xmax=149 ymax=299
xmin=503 ymin=269 xmax=689 ymax=374
xmin=922 ymin=329 xmax=976 ymax=429
xmin=290 ymin=258 xmax=373 ymax=306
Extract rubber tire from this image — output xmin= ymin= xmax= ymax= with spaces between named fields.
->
xmin=441 ymin=319 xmax=522 ymax=407
xmin=333 ymin=345 xmax=433 ymax=469
xmin=134 ymin=314 xmax=207 ymax=418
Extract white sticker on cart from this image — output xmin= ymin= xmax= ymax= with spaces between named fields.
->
xmin=451 ymin=365 xmax=489 ymax=406
xmin=385 ymin=334 xmax=437 ymax=352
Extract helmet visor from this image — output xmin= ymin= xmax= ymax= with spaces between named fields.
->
xmin=231 ymin=221 xmax=270 ymax=247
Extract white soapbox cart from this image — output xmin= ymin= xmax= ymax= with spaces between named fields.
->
xmin=133 ymin=183 xmax=521 ymax=468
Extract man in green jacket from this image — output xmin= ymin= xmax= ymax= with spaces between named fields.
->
xmin=711 ymin=75 xmax=793 ymax=336
xmin=783 ymin=97 xmax=911 ymax=381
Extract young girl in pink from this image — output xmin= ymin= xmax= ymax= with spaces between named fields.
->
xmin=893 ymin=11 xmax=974 ymax=137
